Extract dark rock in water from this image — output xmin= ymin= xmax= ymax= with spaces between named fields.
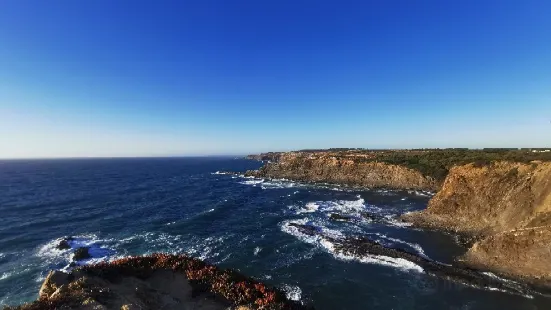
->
xmin=56 ymin=237 xmax=74 ymax=250
xmin=73 ymin=247 xmax=91 ymax=261
xmin=329 ymin=213 xmax=352 ymax=222
xmin=360 ymin=212 xmax=386 ymax=223
xmin=57 ymin=240 xmax=71 ymax=250
xmin=69 ymin=262 xmax=77 ymax=268
xmin=288 ymin=223 xmax=319 ymax=236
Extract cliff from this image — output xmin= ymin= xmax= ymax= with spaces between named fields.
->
xmin=246 ymin=152 xmax=283 ymax=162
xmin=9 ymin=254 xmax=307 ymax=310
xmin=246 ymin=152 xmax=439 ymax=191
xmin=403 ymin=161 xmax=551 ymax=235
xmin=403 ymin=161 xmax=551 ymax=285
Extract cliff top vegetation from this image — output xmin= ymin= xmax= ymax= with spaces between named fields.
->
xmin=251 ymin=149 xmax=551 ymax=182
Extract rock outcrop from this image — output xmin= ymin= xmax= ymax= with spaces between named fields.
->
xmin=9 ymin=254 xmax=308 ymax=310
xmin=403 ymin=162 xmax=551 ymax=234
xmin=401 ymin=161 xmax=551 ymax=285
xmin=246 ymin=152 xmax=439 ymax=191
xmin=246 ymin=152 xmax=283 ymax=162
xmin=73 ymin=247 xmax=91 ymax=261
xmin=460 ymin=226 xmax=551 ymax=287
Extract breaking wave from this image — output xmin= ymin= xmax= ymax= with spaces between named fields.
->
xmin=280 ymin=219 xmax=423 ymax=273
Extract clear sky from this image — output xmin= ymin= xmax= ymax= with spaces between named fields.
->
xmin=1 ymin=1 xmax=550 ymax=158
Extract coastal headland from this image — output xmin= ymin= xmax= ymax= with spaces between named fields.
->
xmin=245 ymin=148 xmax=551 ymax=288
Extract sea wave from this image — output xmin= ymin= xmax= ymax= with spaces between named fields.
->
xmin=239 ymin=179 xmax=265 ymax=185
xmin=281 ymin=284 xmax=302 ymax=302
xmin=253 ymin=247 xmax=262 ymax=256
xmin=290 ymin=196 xmax=411 ymax=229
xmin=280 ymin=219 xmax=423 ymax=273
xmin=367 ymin=233 xmax=427 ymax=258
xmin=294 ymin=196 xmax=366 ymax=216
xmin=0 ymin=272 xmax=12 ymax=281
xmin=37 ymin=235 xmax=119 ymax=271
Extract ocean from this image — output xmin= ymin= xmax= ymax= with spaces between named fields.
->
xmin=0 ymin=157 xmax=549 ymax=309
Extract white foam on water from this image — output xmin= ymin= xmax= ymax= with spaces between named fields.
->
xmin=280 ymin=219 xmax=423 ymax=273
xmin=296 ymin=196 xmax=367 ymax=216
xmin=0 ymin=271 xmax=13 ymax=281
xmin=240 ymin=179 xmax=264 ymax=185
xmin=296 ymin=202 xmax=320 ymax=214
xmin=370 ymin=233 xmax=427 ymax=258
xmin=282 ymin=284 xmax=302 ymax=301
xmin=382 ymin=215 xmax=413 ymax=228
xmin=410 ymin=190 xmax=434 ymax=197
xmin=334 ymin=250 xmax=424 ymax=273
xmin=36 ymin=235 xmax=120 ymax=272
xmin=374 ymin=189 xmax=399 ymax=196
xmin=261 ymin=180 xmax=303 ymax=189
xmin=253 ymin=247 xmax=262 ymax=256
xmin=483 ymin=286 xmax=533 ymax=299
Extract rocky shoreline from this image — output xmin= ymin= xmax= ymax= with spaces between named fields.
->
xmin=8 ymin=254 xmax=308 ymax=310
xmin=245 ymin=150 xmax=551 ymax=288
xmin=286 ymin=222 xmax=548 ymax=298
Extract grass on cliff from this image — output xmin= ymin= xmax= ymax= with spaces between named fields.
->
xmin=341 ymin=149 xmax=551 ymax=181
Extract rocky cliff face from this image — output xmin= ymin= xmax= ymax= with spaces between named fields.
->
xmin=246 ymin=152 xmax=283 ymax=162
xmin=9 ymin=254 xmax=306 ymax=310
xmin=403 ymin=161 xmax=551 ymax=234
xmin=247 ymin=152 xmax=439 ymax=191
xmin=461 ymin=225 xmax=551 ymax=286
xmin=403 ymin=161 xmax=551 ymax=285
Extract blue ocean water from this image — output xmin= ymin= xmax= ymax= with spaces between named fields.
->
xmin=0 ymin=157 xmax=549 ymax=309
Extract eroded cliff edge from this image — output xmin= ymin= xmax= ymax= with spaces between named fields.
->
xmin=246 ymin=152 xmax=439 ymax=191
xmin=404 ymin=161 xmax=551 ymax=286
xmin=246 ymin=150 xmax=551 ymax=286
xmin=9 ymin=254 xmax=306 ymax=310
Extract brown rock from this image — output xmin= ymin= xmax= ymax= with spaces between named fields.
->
xmin=39 ymin=270 xmax=70 ymax=298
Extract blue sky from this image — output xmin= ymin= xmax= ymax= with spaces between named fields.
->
xmin=1 ymin=1 xmax=550 ymax=158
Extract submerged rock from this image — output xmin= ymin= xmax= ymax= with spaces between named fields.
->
xmin=288 ymin=223 xmax=318 ymax=236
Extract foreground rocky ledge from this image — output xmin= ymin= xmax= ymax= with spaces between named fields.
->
xmin=8 ymin=254 xmax=308 ymax=310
